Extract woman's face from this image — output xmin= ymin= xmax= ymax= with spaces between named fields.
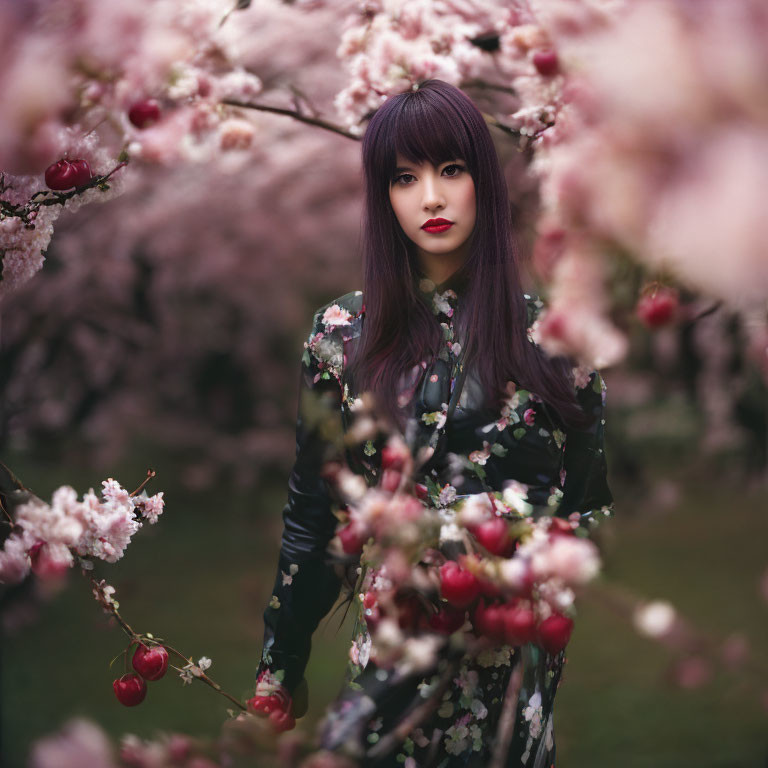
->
xmin=388 ymin=153 xmax=476 ymax=274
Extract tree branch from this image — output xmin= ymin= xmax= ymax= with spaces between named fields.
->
xmin=222 ymin=99 xmax=361 ymax=141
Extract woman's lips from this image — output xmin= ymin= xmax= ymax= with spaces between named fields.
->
xmin=422 ymin=222 xmax=454 ymax=233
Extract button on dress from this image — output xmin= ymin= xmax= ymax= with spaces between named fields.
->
xmin=257 ymin=272 xmax=614 ymax=767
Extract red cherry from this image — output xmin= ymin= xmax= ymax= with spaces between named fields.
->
xmin=533 ymin=49 xmax=559 ymax=76
xmin=269 ymin=708 xmax=296 ymax=732
xmin=381 ymin=443 xmax=406 ymax=471
xmin=429 ymin=603 xmax=466 ymax=635
xmin=132 ymin=643 xmax=169 ymax=681
xmin=439 ymin=561 xmax=481 ymax=609
xmin=471 ymin=600 xmax=506 ymax=643
xmin=113 ymin=673 xmax=147 ymax=706
xmin=44 ymin=158 xmax=93 ymax=190
xmin=473 ymin=517 xmax=514 ymax=556
xmin=502 ymin=601 xmax=537 ymax=645
xmin=380 ymin=468 xmax=401 ymax=493
xmin=247 ymin=693 xmax=284 ymax=715
xmin=536 ymin=613 xmax=574 ymax=655
xmin=337 ymin=521 xmax=367 ymax=554
xmin=128 ymin=99 xmax=161 ymax=129
xmin=363 ymin=591 xmax=378 ymax=610
xmin=636 ymin=288 xmax=679 ymax=328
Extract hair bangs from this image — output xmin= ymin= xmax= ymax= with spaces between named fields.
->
xmin=385 ymin=95 xmax=475 ymax=181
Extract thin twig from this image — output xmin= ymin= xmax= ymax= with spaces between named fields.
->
xmin=0 ymin=500 xmax=14 ymax=525
xmin=222 ymin=99 xmax=360 ymax=140
xmin=480 ymin=112 xmax=524 ymax=143
xmin=87 ymin=572 xmax=247 ymax=711
xmin=163 ymin=643 xmax=248 ymax=712
xmin=129 ymin=469 xmax=156 ymax=498
xmin=461 ymin=78 xmax=519 ymax=97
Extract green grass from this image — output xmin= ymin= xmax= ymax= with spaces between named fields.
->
xmin=1 ymin=446 xmax=766 ymax=767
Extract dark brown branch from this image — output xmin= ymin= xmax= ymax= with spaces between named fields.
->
xmin=366 ymin=656 xmax=462 ymax=760
xmin=222 ymin=99 xmax=361 ymax=140
xmin=490 ymin=657 xmax=524 ymax=768
xmin=0 ymin=161 xmax=128 ymax=226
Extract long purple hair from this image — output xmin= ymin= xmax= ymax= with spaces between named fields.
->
xmin=346 ymin=79 xmax=589 ymax=430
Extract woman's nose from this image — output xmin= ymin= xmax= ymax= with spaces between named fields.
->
xmin=422 ymin=175 xmax=445 ymax=209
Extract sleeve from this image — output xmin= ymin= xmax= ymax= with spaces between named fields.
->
xmin=256 ymin=310 xmax=345 ymax=696
xmin=556 ymin=369 xmax=614 ymax=521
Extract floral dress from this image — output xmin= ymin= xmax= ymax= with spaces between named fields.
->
xmin=257 ymin=272 xmax=614 ymax=767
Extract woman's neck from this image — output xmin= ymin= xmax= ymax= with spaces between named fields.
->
xmin=416 ymin=252 xmax=468 ymax=288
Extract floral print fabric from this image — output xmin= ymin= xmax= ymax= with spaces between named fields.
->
xmin=257 ymin=272 xmax=614 ymax=765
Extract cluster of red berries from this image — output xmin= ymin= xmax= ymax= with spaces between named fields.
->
xmin=246 ymin=673 xmax=296 ymax=732
xmin=440 ymin=520 xmax=575 ymax=655
xmin=113 ymin=642 xmax=169 ymax=707
xmin=360 ymin=554 xmax=573 ymax=656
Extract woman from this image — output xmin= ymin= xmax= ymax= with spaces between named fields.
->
xmin=254 ymin=79 xmax=613 ymax=766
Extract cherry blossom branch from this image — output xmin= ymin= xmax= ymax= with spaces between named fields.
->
xmin=222 ymin=95 xmax=525 ymax=147
xmin=0 ymin=499 xmax=14 ymax=525
xmin=587 ymin=576 xmax=768 ymax=681
xmin=0 ymin=458 xmax=29 ymax=525
xmin=87 ymin=572 xmax=247 ymax=712
xmin=221 ymin=99 xmax=361 ymax=140
xmin=0 ymin=160 xmax=128 ymax=226
xmin=461 ymin=78 xmax=519 ymax=97
xmin=164 ymin=646 xmax=248 ymax=712
xmin=481 ymin=112 xmax=525 ymax=143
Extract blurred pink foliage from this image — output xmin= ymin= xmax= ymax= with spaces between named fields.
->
xmin=1 ymin=0 xmax=767 ymax=484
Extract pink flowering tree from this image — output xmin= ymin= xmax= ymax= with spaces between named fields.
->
xmin=1 ymin=0 xmax=767 ymax=763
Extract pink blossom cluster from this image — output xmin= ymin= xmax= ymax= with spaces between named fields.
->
xmin=331 ymin=435 xmax=603 ymax=672
xmin=0 ymin=479 xmax=164 ymax=585
xmin=334 ymin=1 xmax=514 ymax=131
xmin=28 ymin=717 xmax=215 ymax=768
xmin=525 ymin=0 xmax=768 ymax=365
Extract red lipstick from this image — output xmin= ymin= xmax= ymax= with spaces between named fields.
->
xmin=422 ymin=217 xmax=453 ymax=233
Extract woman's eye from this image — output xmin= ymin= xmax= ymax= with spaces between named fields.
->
xmin=443 ymin=163 xmax=464 ymax=176
xmin=394 ymin=173 xmax=415 ymax=185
